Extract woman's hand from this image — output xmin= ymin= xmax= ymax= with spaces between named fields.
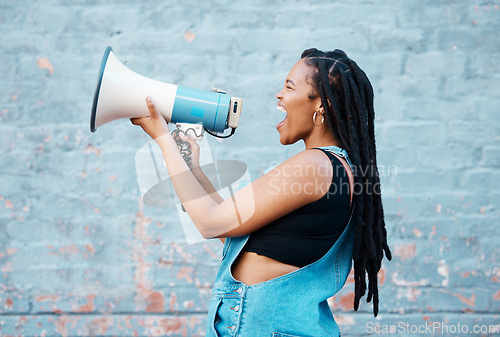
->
xmin=130 ymin=96 xmax=169 ymax=141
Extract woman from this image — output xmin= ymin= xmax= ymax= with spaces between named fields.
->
xmin=130 ymin=48 xmax=392 ymax=336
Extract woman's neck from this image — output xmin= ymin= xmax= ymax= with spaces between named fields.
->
xmin=303 ymin=126 xmax=339 ymax=150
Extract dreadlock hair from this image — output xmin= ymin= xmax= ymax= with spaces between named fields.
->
xmin=301 ymin=48 xmax=392 ymax=317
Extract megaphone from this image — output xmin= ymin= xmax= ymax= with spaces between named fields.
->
xmin=90 ymin=46 xmax=243 ymax=137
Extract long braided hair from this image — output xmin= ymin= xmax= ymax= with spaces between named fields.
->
xmin=301 ymin=48 xmax=392 ymax=317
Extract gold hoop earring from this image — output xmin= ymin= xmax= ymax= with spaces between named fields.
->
xmin=313 ymin=111 xmax=324 ymax=126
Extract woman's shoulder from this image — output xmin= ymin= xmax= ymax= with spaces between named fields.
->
xmin=238 ymin=149 xmax=334 ymax=192
xmin=264 ymin=149 xmax=334 ymax=191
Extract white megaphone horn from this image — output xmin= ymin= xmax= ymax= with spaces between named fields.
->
xmin=90 ymin=46 xmax=243 ymax=138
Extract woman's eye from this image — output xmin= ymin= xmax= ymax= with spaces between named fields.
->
xmin=286 ymin=85 xmax=292 ymax=90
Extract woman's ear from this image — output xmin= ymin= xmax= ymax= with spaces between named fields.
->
xmin=321 ymin=97 xmax=333 ymax=112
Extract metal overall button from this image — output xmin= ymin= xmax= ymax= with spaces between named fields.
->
xmin=230 ymin=304 xmax=239 ymax=312
xmin=227 ymin=324 xmax=236 ymax=330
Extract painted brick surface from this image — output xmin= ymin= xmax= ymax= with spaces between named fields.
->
xmin=1 ymin=0 xmax=499 ymax=336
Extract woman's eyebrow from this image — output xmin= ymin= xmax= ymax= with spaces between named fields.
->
xmin=286 ymin=79 xmax=296 ymax=86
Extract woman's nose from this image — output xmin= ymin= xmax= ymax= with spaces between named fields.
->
xmin=276 ymin=90 xmax=283 ymax=99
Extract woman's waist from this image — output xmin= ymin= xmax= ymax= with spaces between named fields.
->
xmin=231 ymin=251 xmax=301 ymax=286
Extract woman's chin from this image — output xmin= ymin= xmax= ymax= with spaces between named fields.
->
xmin=278 ymin=133 xmax=286 ymax=145
xmin=279 ymin=135 xmax=292 ymax=146
xmin=278 ymin=130 xmax=297 ymax=146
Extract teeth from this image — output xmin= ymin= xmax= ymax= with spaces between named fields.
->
xmin=277 ymin=105 xmax=286 ymax=113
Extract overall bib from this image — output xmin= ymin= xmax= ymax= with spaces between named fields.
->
xmin=205 ymin=146 xmax=355 ymax=337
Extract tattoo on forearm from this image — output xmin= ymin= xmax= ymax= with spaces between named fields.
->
xmin=171 ymin=129 xmax=193 ymax=168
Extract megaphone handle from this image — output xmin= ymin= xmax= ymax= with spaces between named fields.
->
xmin=171 ymin=128 xmax=194 ymax=168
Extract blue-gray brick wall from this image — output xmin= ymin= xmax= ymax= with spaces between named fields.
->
xmin=1 ymin=1 xmax=499 ymax=336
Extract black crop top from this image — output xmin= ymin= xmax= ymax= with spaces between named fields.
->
xmin=241 ymin=148 xmax=352 ymax=268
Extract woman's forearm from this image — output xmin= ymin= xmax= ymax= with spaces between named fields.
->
xmin=129 ymin=99 xmax=227 ymax=242
xmin=155 ymin=133 xmax=220 ymax=238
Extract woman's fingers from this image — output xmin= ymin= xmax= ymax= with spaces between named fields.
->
xmin=129 ymin=116 xmax=150 ymax=125
xmin=178 ymin=132 xmax=200 ymax=151
xmin=146 ymin=96 xmax=159 ymax=118
xmin=179 ymin=131 xmax=197 ymax=143
xmin=130 ymin=96 xmax=156 ymax=126
xmin=178 ymin=131 xmax=192 ymax=141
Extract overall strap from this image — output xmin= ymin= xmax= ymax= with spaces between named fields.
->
xmin=314 ymin=146 xmax=354 ymax=172
xmin=312 ymin=146 xmax=355 ymax=213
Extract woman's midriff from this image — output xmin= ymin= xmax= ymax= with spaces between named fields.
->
xmin=231 ymin=251 xmax=301 ymax=286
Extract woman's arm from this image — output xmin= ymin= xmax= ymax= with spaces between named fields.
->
xmin=184 ymin=143 xmax=225 ymax=204
xmin=155 ymin=131 xmax=234 ymax=239
xmin=158 ymin=129 xmax=333 ymax=239
xmin=131 ymin=97 xmax=333 ymax=240
xmin=174 ymin=132 xmax=225 ymax=243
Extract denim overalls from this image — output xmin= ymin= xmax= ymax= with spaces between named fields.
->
xmin=205 ymin=146 xmax=355 ymax=337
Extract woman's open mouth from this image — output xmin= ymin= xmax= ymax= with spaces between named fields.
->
xmin=276 ymin=105 xmax=287 ymax=130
